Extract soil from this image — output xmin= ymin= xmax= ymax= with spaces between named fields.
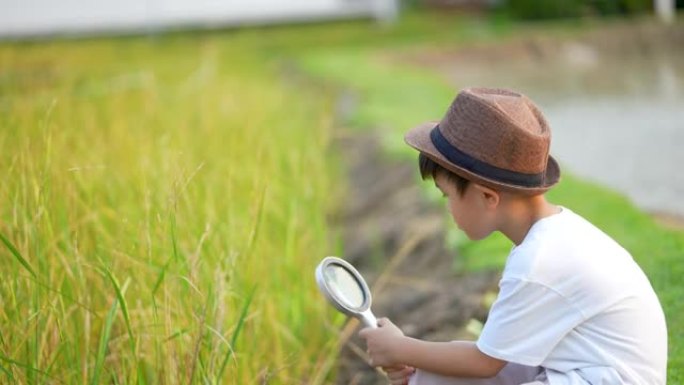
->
xmin=651 ymin=212 xmax=684 ymax=231
xmin=388 ymin=19 xmax=684 ymax=88
xmin=332 ymin=132 xmax=500 ymax=385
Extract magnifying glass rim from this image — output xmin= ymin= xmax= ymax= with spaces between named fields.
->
xmin=315 ymin=256 xmax=372 ymax=315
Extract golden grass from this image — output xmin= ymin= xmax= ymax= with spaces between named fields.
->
xmin=0 ymin=35 xmax=342 ymax=383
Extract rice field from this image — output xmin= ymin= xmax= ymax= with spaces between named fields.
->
xmin=0 ymin=34 xmax=343 ymax=383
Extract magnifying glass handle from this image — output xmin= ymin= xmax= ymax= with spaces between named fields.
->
xmin=359 ymin=309 xmax=378 ymax=329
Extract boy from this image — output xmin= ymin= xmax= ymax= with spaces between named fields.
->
xmin=358 ymin=88 xmax=667 ymax=385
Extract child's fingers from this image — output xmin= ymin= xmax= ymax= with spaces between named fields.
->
xmin=389 ymin=373 xmax=410 ymax=385
xmin=386 ymin=365 xmax=415 ymax=385
xmin=382 ymin=365 xmax=404 ymax=373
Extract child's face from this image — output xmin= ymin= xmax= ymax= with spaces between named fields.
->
xmin=435 ymin=173 xmax=498 ymax=241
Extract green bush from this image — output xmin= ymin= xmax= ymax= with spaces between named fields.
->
xmin=501 ymin=0 xmax=653 ymax=19
xmin=506 ymin=0 xmax=583 ymax=19
xmin=618 ymin=0 xmax=652 ymax=13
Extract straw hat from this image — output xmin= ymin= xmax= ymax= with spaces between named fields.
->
xmin=405 ymin=87 xmax=560 ymax=194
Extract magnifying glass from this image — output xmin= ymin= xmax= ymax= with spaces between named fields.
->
xmin=315 ymin=256 xmax=378 ymax=329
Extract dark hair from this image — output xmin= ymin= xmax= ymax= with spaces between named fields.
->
xmin=418 ymin=153 xmax=470 ymax=196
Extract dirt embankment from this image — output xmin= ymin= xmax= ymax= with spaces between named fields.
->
xmin=333 ymin=132 xmax=499 ymax=385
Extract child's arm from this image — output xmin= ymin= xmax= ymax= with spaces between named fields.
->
xmin=359 ymin=318 xmax=506 ymax=378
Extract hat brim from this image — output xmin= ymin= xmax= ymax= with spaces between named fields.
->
xmin=405 ymin=121 xmax=560 ymax=195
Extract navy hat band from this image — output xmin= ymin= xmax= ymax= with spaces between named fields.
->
xmin=430 ymin=125 xmax=545 ymax=187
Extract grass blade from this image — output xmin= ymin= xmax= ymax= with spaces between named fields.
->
xmin=170 ymin=213 xmax=179 ymax=263
xmin=229 ymin=286 xmax=256 ymax=348
xmin=0 ymin=353 xmax=50 ymax=378
xmin=91 ymin=298 xmax=118 ymax=385
xmin=151 ymin=258 xmax=172 ymax=297
xmin=101 ymin=268 xmax=140 ymax=383
xmin=0 ymin=363 xmax=11 ymax=381
xmin=244 ymin=187 xmax=266 ymax=259
xmin=101 ymin=268 xmax=135 ymax=350
xmin=217 ymin=285 xmax=256 ymax=381
xmin=164 ymin=329 xmax=189 ymax=342
xmin=0 ymin=232 xmax=36 ymax=278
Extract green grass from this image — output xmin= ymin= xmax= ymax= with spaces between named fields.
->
xmin=0 ymin=34 xmax=344 ymax=383
xmin=295 ymin=19 xmax=684 ymax=381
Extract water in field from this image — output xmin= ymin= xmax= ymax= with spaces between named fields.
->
xmin=431 ymin=25 xmax=684 ymax=217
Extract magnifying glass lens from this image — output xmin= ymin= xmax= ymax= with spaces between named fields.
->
xmin=324 ymin=264 xmax=365 ymax=308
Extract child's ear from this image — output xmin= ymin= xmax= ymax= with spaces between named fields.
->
xmin=473 ymin=184 xmax=500 ymax=209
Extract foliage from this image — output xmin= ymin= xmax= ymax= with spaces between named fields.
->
xmin=500 ymin=0 xmax=653 ymax=19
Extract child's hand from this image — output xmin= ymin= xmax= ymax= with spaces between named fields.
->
xmin=384 ymin=365 xmax=415 ymax=385
xmin=358 ymin=317 xmax=406 ymax=368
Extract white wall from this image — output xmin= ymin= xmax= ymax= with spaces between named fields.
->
xmin=0 ymin=0 xmax=395 ymax=38
xmin=654 ymin=0 xmax=676 ymax=23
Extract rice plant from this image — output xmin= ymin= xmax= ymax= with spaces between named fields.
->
xmin=0 ymin=34 xmax=342 ymax=384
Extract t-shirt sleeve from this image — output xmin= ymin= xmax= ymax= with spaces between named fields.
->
xmin=476 ymin=278 xmax=585 ymax=367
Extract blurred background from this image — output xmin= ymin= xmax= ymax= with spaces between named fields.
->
xmin=1 ymin=1 xmax=683 ymax=384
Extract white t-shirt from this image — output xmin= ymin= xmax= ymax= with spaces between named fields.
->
xmin=476 ymin=208 xmax=667 ymax=385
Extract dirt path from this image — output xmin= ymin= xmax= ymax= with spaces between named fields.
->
xmin=333 ymin=132 xmax=499 ymax=385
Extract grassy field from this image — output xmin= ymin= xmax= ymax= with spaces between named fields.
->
xmin=1 ymin=11 xmax=682 ymax=384
xmin=296 ymin=15 xmax=683 ymax=382
xmin=0 ymin=34 xmax=344 ymax=383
